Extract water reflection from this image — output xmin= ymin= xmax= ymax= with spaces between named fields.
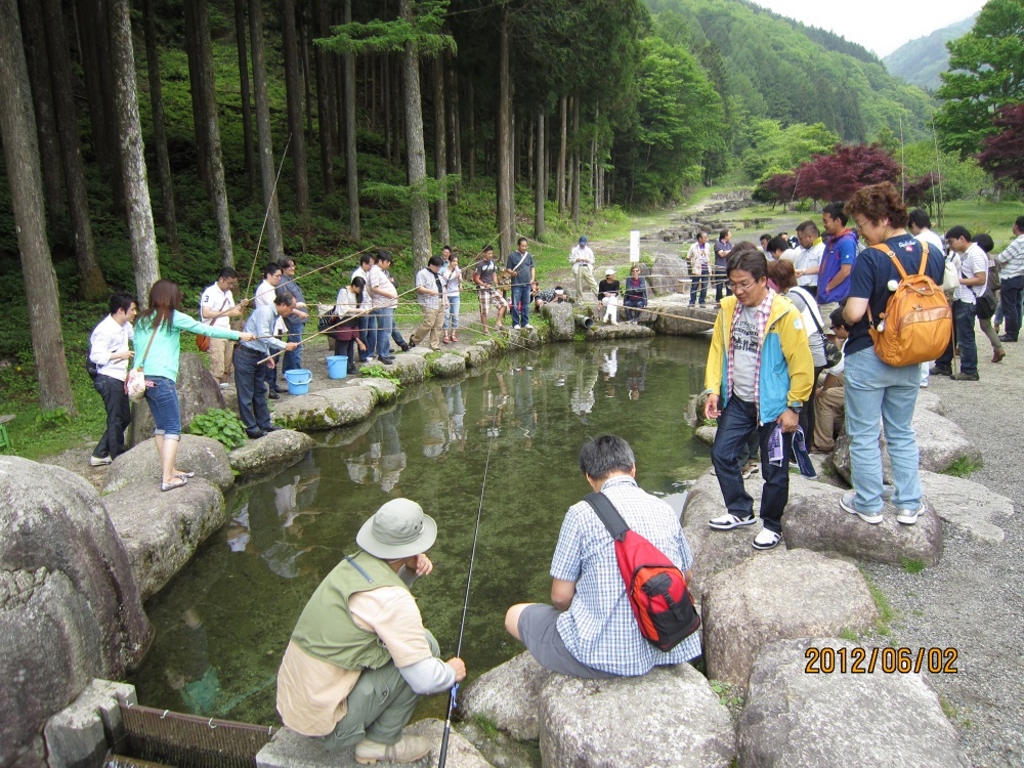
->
xmin=129 ymin=337 xmax=712 ymax=725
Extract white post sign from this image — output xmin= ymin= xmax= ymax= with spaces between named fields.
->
xmin=629 ymin=230 xmax=641 ymax=263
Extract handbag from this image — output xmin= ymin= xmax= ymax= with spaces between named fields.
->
xmin=196 ymin=295 xmax=231 ymax=352
xmin=125 ymin=328 xmax=157 ymax=402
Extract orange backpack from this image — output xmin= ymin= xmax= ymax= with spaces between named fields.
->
xmin=868 ymin=242 xmax=952 ymax=367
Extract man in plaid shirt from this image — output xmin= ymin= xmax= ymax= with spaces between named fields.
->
xmin=703 ymin=245 xmax=814 ymax=550
xmin=505 ymin=435 xmax=701 ymax=677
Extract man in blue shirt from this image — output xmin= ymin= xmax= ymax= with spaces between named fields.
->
xmin=507 ymin=237 xmax=536 ymax=329
xmin=505 ymin=435 xmax=701 ymax=677
xmin=817 ymin=201 xmax=859 ymax=317
xmin=278 ymin=257 xmax=310 ymax=373
xmin=235 ymin=292 xmax=299 ymax=439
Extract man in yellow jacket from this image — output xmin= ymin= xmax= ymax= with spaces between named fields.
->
xmin=702 ymin=244 xmax=814 ymax=550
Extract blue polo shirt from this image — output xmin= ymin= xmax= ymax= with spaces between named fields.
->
xmin=817 ymin=230 xmax=858 ymax=304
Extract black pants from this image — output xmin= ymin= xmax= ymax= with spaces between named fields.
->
xmin=334 ymin=337 xmax=360 ymax=372
xmin=93 ymin=374 xmax=131 ymax=459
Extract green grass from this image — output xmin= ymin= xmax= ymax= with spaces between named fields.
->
xmin=943 ymin=456 xmax=982 ymax=477
xmin=902 ymin=558 xmax=927 ymax=574
xmin=860 ymin=569 xmax=896 ymax=635
xmin=838 ymin=627 xmax=860 ymax=642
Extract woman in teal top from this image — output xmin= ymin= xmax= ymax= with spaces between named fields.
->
xmin=134 ymin=279 xmax=255 ymax=491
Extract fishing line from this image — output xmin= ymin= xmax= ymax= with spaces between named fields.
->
xmin=243 ymin=132 xmax=294 ymax=301
xmin=438 ymin=395 xmax=501 ymax=768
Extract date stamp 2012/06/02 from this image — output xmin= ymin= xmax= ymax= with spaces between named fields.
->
xmin=805 ymin=646 xmax=958 ymax=674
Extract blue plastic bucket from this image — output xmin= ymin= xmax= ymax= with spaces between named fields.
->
xmin=283 ymin=368 xmax=312 ymax=395
xmin=326 ymin=355 xmax=348 ymax=380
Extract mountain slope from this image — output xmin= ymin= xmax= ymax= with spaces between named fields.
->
xmin=883 ymin=15 xmax=978 ymax=92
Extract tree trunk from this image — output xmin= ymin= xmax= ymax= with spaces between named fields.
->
xmin=534 ymin=111 xmax=545 ymax=240
xmin=432 ymin=56 xmax=449 ymax=247
xmin=186 ymin=0 xmax=233 ymax=267
xmin=496 ymin=4 xmax=513 ymax=260
xmin=592 ymin=98 xmax=599 ymax=213
xmin=383 ymin=55 xmax=392 ymax=162
xmin=467 ymin=80 xmax=475 ymax=184
xmin=312 ymin=0 xmax=334 ymax=194
xmin=74 ymin=0 xmax=111 ymax=168
xmin=183 ymin=0 xmax=209 ymax=189
xmin=110 ymin=0 xmax=160 ymax=304
xmin=143 ymin=0 xmax=180 ymax=253
xmin=41 ymin=0 xmax=108 ymax=299
xmin=233 ymin=0 xmax=256 ymax=196
xmin=249 ymin=0 xmax=285 ymax=262
xmin=399 ymin=0 xmax=431 ymax=271
xmin=0 ymin=0 xmax=75 ymax=412
xmin=344 ymin=0 xmax=359 ymax=241
xmin=447 ymin=63 xmax=460 ymax=205
xmin=526 ymin=114 xmax=534 ymax=190
xmin=18 ymin=0 xmax=65 ymax=231
xmin=281 ymin=0 xmax=309 ymax=216
xmin=572 ymin=94 xmax=580 ymax=227
xmin=557 ymin=95 xmax=567 ymax=214
xmin=299 ymin=8 xmax=313 ymax=145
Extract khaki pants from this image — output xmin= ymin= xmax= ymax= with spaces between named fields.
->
xmin=573 ymin=263 xmax=599 ymax=298
xmin=410 ymin=306 xmax=444 ymax=350
xmin=813 ymin=385 xmax=845 ymax=450
xmin=208 ymin=337 xmax=234 ymax=382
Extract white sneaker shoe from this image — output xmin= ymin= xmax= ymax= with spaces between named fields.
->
xmin=896 ymin=505 xmax=923 ymax=525
xmin=525 ymin=323 xmax=534 ymax=329
xmin=513 ymin=324 xmax=522 ymax=330
xmin=752 ymin=528 xmax=782 ymax=550
xmin=89 ymin=455 xmax=112 ymax=467
xmin=840 ymin=491 xmax=883 ymax=524
xmin=354 ymin=735 xmax=430 ymax=764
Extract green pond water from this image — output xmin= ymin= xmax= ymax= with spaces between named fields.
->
xmin=128 ymin=336 xmax=713 ymax=726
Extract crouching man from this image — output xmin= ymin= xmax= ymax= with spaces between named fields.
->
xmin=505 ymin=435 xmax=701 ymax=677
xmin=276 ymin=499 xmax=466 ymax=764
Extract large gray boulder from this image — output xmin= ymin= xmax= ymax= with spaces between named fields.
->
xmin=102 ymin=478 xmax=226 ymax=599
xmin=128 ymin=352 xmax=225 ymax=446
xmin=702 ymin=549 xmax=877 ymax=687
xmin=543 ymin=301 xmax=576 ymax=341
xmin=782 ymin=475 xmax=943 ymax=566
xmin=538 ymin=664 xmax=736 ymax=768
xmin=271 ymin=380 xmax=394 ymax=431
xmin=587 ymin=322 xmax=655 ymax=340
xmin=427 ymin=352 xmax=467 ymax=378
xmin=655 ymin=302 xmax=718 ymax=336
xmin=458 ymin=651 xmax=553 ymax=741
xmin=919 ymin=469 xmax=1014 ymax=544
xmin=739 ymin=638 xmax=968 ymax=768
xmin=0 ymin=457 xmax=151 ymax=767
xmin=647 ymin=254 xmax=688 ymax=295
xmin=406 ymin=719 xmax=495 ymax=768
xmin=229 ymin=429 xmax=315 ymax=480
xmin=831 ymin=407 xmax=981 ymax=482
xmin=104 ymin=434 xmax=234 ymax=493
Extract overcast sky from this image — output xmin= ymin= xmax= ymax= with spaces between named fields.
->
xmin=752 ymin=0 xmax=985 ymax=57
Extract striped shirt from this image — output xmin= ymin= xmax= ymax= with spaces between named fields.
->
xmin=996 ymin=234 xmax=1024 ymax=280
xmin=551 ymin=475 xmax=701 ymax=675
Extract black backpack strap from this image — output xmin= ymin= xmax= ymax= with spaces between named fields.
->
xmin=584 ymin=492 xmax=629 ymax=542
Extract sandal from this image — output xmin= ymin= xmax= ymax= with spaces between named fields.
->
xmin=160 ymin=477 xmax=188 ymax=492
xmin=451 ymin=334 xmax=458 ymax=342
xmin=174 ymin=471 xmax=195 ymax=479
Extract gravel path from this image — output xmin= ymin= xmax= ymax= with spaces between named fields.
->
xmin=860 ymin=340 xmax=1024 ymax=768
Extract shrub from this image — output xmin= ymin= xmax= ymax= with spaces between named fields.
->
xmin=189 ymin=408 xmax=250 ymax=450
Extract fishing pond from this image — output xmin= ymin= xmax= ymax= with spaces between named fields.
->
xmin=128 ymin=335 xmax=713 ymax=725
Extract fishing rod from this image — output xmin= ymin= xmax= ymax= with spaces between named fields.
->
xmin=243 ymin=132 xmax=294 ymax=301
xmin=287 ymin=245 xmax=376 ymax=285
xmin=438 ymin=395 xmax=501 ymax=768
xmin=623 ymin=303 xmax=718 ymax=327
xmin=256 ymin=308 xmax=371 ymax=365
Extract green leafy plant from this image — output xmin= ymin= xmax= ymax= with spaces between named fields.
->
xmin=359 ymin=364 xmax=402 ymax=386
xmin=943 ymin=456 xmax=982 ymax=477
xmin=902 ymin=558 xmax=926 ymax=574
xmin=188 ymin=408 xmax=250 ymax=450
xmin=34 ymin=407 xmax=73 ymax=430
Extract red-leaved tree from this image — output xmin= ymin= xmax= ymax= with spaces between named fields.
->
xmin=978 ymin=104 xmax=1024 ymax=188
xmin=904 ymin=173 xmax=938 ymax=209
xmin=794 ymin=143 xmax=900 ymax=202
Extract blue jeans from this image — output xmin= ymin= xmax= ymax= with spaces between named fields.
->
xmin=843 ymin=347 xmax=922 ymax=513
xmin=93 ymin=374 xmax=131 ymax=459
xmin=510 ymin=285 xmax=531 ymax=326
xmin=144 ymin=376 xmax=181 ymax=437
xmin=283 ymin=320 xmax=305 ymax=372
xmin=361 ymin=313 xmax=375 ymax=359
xmin=710 ymin=397 xmax=791 ymax=533
xmin=234 ymin=346 xmax=273 ymax=433
xmin=938 ymin=300 xmax=977 ymax=375
xmin=444 ymin=294 xmax=460 ymax=330
xmin=374 ymin=307 xmax=395 ymax=359
xmin=999 ymin=275 xmax=1024 ymax=340
xmin=690 ymin=266 xmax=708 ymax=305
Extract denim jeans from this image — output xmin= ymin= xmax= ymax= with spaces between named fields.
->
xmin=444 ymin=294 xmax=460 ymax=330
xmin=361 ymin=313 xmax=375 ymax=359
xmin=144 ymin=376 xmax=181 ymax=437
xmin=843 ymin=347 xmax=922 ymax=513
xmin=690 ymin=266 xmax=708 ymax=305
xmin=234 ymin=346 xmax=273 ymax=433
xmin=283 ymin=319 xmax=305 ymax=372
xmin=938 ymin=299 xmax=978 ymax=375
xmin=710 ymin=397 xmax=791 ymax=533
xmin=999 ymin=274 xmax=1024 ymax=340
xmin=374 ymin=307 xmax=395 ymax=359
xmin=510 ymin=285 xmax=531 ymax=326
xmin=714 ymin=265 xmax=730 ymax=302
xmin=93 ymin=374 xmax=131 ymax=459
xmin=623 ymin=297 xmax=646 ymax=321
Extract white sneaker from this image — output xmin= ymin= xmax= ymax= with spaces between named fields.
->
xmin=513 ymin=324 xmax=522 ymax=330
xmin=89 ymin=455 xmax=112 ymax=467
xmin=525 ymin=324 xmax=534 ymax=329
xmin=354 ymin=735 xmax=430 ymax=764
xmin=752 ymin=528 xmax=782 ymax=550
xmin=896 ymin=505 xmax=923 ymax=525
xmin=709 ymin=513 xmax=756 ymax=530
xmin=840 ymin=491 xmax=883 ymax=524
xmin=219 ymin=382 xmax=230 ymax=390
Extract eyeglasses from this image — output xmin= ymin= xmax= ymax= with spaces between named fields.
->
xmin=727 ymin=279 xmax=758 ymax=292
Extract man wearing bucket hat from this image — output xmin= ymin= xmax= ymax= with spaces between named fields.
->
xmin=235 ymin=291 xmax=298 ymax=439
xmin=276 ymin=499 xmax=466 ymax=764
